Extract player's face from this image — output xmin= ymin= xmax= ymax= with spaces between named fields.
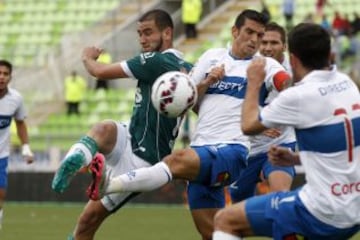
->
xmin=137 ymin=20 xmax=165 ymax=52
xmin=0 ymin=65 xmax=11 ymax=91
xmin=260 ymin=31 xmax=286 ymax=63
xmin=231 ymin=19 xmax=265 ymax=59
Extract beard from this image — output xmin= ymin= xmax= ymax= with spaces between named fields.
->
xmin=142 ymin=38 xmax=163 ymax=52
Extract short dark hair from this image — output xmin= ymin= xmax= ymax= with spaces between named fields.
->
xmin=0 ymin=59 xmax=12 ymax=74
xmin=265 ymin=22 xmax=286 ymax=44
xmin=139 ymin=9 xmax=174 ymax=31
xmin=288 ymin=23 xmax=331 ymax=69
xmin=234 ymin=9 xmax=268 ymax=29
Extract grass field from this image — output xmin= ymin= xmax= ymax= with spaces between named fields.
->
xmin=0 ymin=202 xmax=358 ymax=240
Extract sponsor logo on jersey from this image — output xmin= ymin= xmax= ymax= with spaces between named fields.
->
xmin=0 ymin=115 xmax=11 ymax=129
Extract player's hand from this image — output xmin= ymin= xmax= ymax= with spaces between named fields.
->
xmin=247 ymin=57 xmax=266 ymax=89
xmin=205 ymin=64 xmax=225 ymax=85
xmin=22 ymin=144 xmax=34 ymax=164
xmin=268 ymin=145 xmax=297 ymax=167
xmin=82 ymin=46 xmax=103 ymax=61
xmin=262 ymin=128 xmax=281 ymax=138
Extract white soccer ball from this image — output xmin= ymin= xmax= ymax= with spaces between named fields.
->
xmin=151 ymin=71 xmax=198 ymax=118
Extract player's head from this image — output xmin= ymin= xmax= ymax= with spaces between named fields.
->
xmin=260 ymin=22 xmax=287 ymax=63
xmin=231 ymin=9 xmax=268 ymax=59
xmin=0 ymin=59 xmax=12 ymax=91
xmin=288 ymin=23 xmax=331 ymax=81
xmin=137 ymin=9 xmax=174 ymax=53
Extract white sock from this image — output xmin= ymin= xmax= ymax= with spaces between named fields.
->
xmin=106 ymin=162 xmax=172 ymax=193
xmin=66 ymin=143 xmax=93 ymax=166
xmin=213 ymin=231 xmax=242 ymax=240
xmin=0 ymin=209 xmax=3 ymax=229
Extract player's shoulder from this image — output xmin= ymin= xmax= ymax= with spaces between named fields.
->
xmin=202 ymin=47 xmax=227 ymax=57
xmin=7 ymin=88 xmax=23 ymax=99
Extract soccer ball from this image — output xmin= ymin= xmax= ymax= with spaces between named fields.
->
xmin=151 ymin=71 xmax=198 ymax=118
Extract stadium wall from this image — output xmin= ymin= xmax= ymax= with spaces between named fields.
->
xmin=6 ymin=172 xmax=305 ymax=203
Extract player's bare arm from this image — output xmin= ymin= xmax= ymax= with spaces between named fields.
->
xmin=268 ymin=145 xmax=300 ymax=166
xmin=82 ymin=46 xmax=128 ymax=79
xmin=242 ymin=57 xmax=267 ymax=135
xmin=15 ymin=119 xmax=34 ymax=164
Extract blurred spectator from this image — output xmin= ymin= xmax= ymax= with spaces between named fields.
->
xmin=282 ymin=0 xmax=295 ymax=30
xmin=95 ymin=50 xmax=112 ymax=91
xmin=316 ymin=0 xmax=331 ymax=17
xmin=352 ymin=12 xmax=360 ymax=34
xmin=320 ymin=14 xmax=331 ymax=32
xmin=303 ymin=13 xmax=314 ymax=24
xmin=182 ymin=0 xmax=202 ymax=39
xmin=64 ymin=71 xmax=87 ymax=116
xmin=332 ymin=11 xmax=346 ymax=35
xmin=260 ymin=0 xmax=271 ymax=21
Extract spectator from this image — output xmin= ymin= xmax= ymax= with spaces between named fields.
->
xmin=316 ymin=0 xmax=331 ymax=17
xmin=282 ymin=0 xmax=295 ymax=30
xmin=182 ymin=0 xmax=202 ymax=39
xmin=0 ymin=59 xmax=34 ymax=229
xmin=332 ymin=11 xmax=346 ymax=35
xmin=320 ymin=14 xmax=331 ymax=33
xmin=64 ymin=70 xmax=87 ymax=116
xmin=95 ymin=50 xmax=112 ymax=91
xmin=351 ymin=12 xmax=360 ymax=34
xmin=260 ymin=0 xmax=271 ymax=21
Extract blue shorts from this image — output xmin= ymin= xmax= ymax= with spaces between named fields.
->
xmin=187 ymin=143 xmax=249 ymax=209
xmin=0 ymin=157 xmax=8 ymax=188
xmin=230 ymin=142 xmax=296 ymax=203
xmin=245 ymin=189 xmax=360 ymax=239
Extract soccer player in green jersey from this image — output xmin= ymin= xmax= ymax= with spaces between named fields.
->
xmin=51 ymin=9 xmax=192 ymax=239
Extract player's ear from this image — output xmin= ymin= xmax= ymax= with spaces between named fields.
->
xmin=231 ymin=25 xmax=239 ymax=39
xmin=163 ymin=27 xmax=172 ymax=41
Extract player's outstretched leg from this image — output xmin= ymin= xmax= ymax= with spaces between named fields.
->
xmin=87 ymin=153 xmax=108 ymax=200
xmin=52 ymin=150 xmax=86 ymax=193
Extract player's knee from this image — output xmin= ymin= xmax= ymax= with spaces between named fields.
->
xmin=90 ymin=120 xmax=117 ymax=153
xmin=163 ymin=150 xmax=187 ymax=174
xmin=213 ymin=208 xmax=232 ymax=230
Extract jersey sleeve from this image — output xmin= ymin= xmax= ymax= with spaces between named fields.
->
xmin=264 ymin=57 xmax=291 ymax=93
xmin=124 ymin=52 xmax=163 ymax=83
xmin=189 ymin=49 xmax=214 ymax=84
xmin=13 ymin=92 xmax=27 ymax=120
xmin=260 ymin=88 xmax=300 ymax=128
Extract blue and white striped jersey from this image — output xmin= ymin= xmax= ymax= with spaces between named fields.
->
xmin=0 ymin=88 xmax=26 ymax=158
xmin=261 ymin=69 xmax=360 ymax=228
xmin=189 ymin=48 xmax=286 ymax=149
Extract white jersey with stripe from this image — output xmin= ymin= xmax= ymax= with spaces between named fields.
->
xmin=260 ymin=69 xmax=360 ymax=228
xmin=249 ymin=53 xmax=296 ymax=156
xmin=0 ymin=88 xmax=26 ymax=158
xmin=189 ymin=48 xmax=285 ymax=149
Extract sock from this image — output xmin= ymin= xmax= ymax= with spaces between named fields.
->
xmin=66 ymin=136 xmax=98 ymax=166
xmin=213 ymin=231 xmax=242 ymax=240
xmin=106 ymin=162 xmax=172 ymax=193
xmin=0 ymin=209 xmax=3 ymax=229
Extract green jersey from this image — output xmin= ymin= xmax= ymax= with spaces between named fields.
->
xmin=124 ymin=49 xmax=192 ymax=165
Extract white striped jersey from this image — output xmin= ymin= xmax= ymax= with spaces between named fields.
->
xmin=260 ymin=69 xmax=360 ymax=228
xmin=0 ymin=88 xmax=26 ymax=158
xmin=189 ymin=48 xmax=286 ymax=149
xmin=249 ymin=53 xmax=296 ymax=156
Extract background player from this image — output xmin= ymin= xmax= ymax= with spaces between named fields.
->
xmin=0 ymin=59 xmax=34 ymax=229
xmin=213 ymin=23 xmax=360 ymax=240
xmin=51 ymin=9 xmax=192 ymax=240
xmin=230 ymin=22 xmax=296 ymax=203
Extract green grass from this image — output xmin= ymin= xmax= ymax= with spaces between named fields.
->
xmin=0 ymin=202 xmax=358 ymax=240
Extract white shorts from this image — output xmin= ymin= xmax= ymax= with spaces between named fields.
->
xmin=100 ymin=122 xmax=151 ymax=212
